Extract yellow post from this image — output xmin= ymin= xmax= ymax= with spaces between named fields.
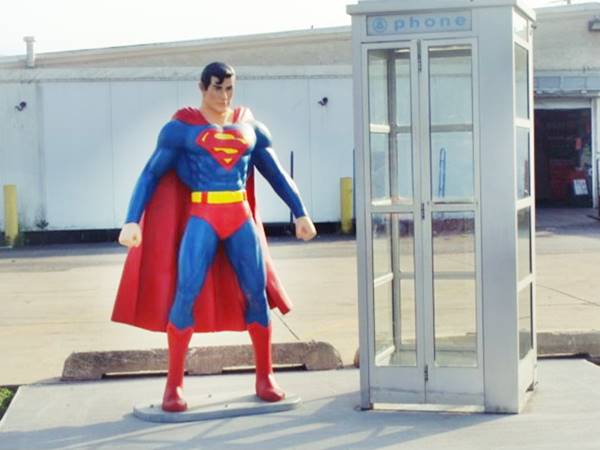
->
xmin=3 ymin=185 xmax=19 ymax=246
xmin=340 ymin=177 xmax=353 ymax=234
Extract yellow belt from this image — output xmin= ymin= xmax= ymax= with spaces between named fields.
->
xmin=191 ymin=190 xmax=247 ymax=204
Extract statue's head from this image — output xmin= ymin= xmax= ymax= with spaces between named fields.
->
xmin=199 ymin=62 xmax=236 ymax=115
xmin=200 ymin=62 xmax=235 ymax=90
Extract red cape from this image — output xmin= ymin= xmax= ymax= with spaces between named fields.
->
xmin=111 ymin=107 xmax=292 ymax=333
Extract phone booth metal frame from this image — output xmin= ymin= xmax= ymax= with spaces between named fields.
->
xmin=348 ymin=0 xmax=537 ymax=413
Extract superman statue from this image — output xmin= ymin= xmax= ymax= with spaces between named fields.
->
xmin=112 ymin=62 xmax=317 ymax=412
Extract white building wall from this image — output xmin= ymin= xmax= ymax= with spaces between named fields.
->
xmin=0 ymin=72 xmax=354 ymax=231
xmin=235 ymin=78 xmax=312 ymax=223
xmin=111 ymin=81 xmax=180 ymax=226
xmin=42 ymin=83 xmax=114 ymax=229
xmin=0 ymin=83 xmax=43 ymax=231
xmin=534 ymin=5 xmax=600 ymax=72
xmin=308 ymin=78 xmax=354 ymax=221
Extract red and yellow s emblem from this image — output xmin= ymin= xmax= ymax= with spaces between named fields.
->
xmin=196 ymin=128 xmax=250 ymax=169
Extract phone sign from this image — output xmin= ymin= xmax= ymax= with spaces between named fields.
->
xmin=367 ymin=12 xmax=472 ymax=36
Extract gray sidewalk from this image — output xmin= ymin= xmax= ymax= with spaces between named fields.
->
xmin=1 ymin=360 xmax=600 ymax=449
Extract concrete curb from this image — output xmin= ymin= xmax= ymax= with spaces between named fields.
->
xmin=351 ymin=331 xmax=600 ymax=368
xmin=62 ymin=341 xmax=343 ymax=381
xmin=537 ymin=331 xmax=600 ymax=357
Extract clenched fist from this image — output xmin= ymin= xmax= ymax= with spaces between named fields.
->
xmin=295 ymin=216 xmax=317 ymax=241
xmin=119 ymin=222 xmax=142 ymax=248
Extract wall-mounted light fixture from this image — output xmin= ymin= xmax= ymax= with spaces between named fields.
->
xmin=589 ymin=17 xmax=600 ymax=32
xmin=318 ymin=97 xmax=329 ymax=106
xmin=15 ymin=101 xmax=27 ymax=111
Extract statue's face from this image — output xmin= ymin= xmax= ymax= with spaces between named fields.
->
xmin=201 ymin=75 xmax=235 ymax=114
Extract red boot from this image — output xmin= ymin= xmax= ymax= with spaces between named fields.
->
xmin=162 ymin=322 xmax=193 ymax=412
xmin=248 ymin=323 xmax=285 ymax=402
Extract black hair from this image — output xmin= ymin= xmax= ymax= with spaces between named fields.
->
xmin=200 ymin=62 xmax=235 ymax=90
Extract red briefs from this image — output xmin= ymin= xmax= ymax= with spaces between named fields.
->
xmin=189 ymin=201 xmax=253 ymax=240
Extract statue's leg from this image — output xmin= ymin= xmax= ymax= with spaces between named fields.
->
xmin=224 ymin=220 xmax=285 ymax=402
xmin=163 ymin=217 xmax=219 ymax=412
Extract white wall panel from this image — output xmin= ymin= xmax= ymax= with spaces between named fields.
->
xmin=177 ymin=80 xmax=202 ymax=108
xmin=534 ymin=9 xmax=600 ymax=71
xmin=235 ymin=79 xmax=311 ymax=223
xmin=111 ymin=81 xmax=179 ymax=226
xmin=42 ymin=83 xmax=113 ymax=229
xmin=0 ymin=83 xmax=42 ymax=231
xmin=12 ymin=75 xmax=352 ymax=230
xmin=309 ymin=78 xmax=354 ymax=222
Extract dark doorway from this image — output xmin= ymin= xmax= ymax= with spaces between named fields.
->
xmin=534 ymin=108 xmax=592 ymax=207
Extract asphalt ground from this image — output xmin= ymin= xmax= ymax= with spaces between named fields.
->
xmin=0 ymin=208 xmax=599 ymax=386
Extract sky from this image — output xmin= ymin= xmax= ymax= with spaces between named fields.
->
xmin=0 ymin=0 xmax=584 ymax=57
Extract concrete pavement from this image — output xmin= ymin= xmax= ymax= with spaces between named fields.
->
xmin=1 ymin=360 xmax=600 ymax=449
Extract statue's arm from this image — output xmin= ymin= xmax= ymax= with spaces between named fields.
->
xmin=251 ymin=122 xmax=316 ymax=241
xmin=119 ymin=121 xmax=181 ymax=248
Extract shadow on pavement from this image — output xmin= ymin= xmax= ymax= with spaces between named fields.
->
xmin=0 ymin=392 xmax=503 ymax=450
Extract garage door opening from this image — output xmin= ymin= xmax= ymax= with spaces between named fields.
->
xmin=534 ymin=108 xmax=592 ymax=207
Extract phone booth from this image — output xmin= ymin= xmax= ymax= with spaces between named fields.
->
xmin=348 ymin=0 xmax=536 ymax=413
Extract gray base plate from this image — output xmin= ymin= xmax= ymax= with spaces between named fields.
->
xmin=133 ymin=392 xmax=301 ymax=423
